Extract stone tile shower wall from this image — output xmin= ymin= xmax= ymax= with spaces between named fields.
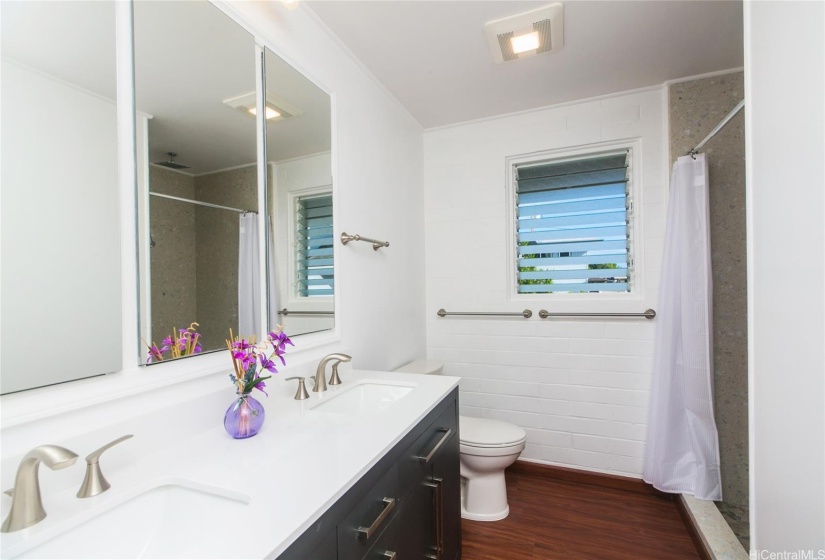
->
xmin=194 ymin=165 xmax=258 ymax=348
xmin=669 ymin=72 xmax=748 ymax=544
xmin=148 ymin=164 xmax=257 ymax=353
xmin=149 ymin=166 xmax=197 ymax=347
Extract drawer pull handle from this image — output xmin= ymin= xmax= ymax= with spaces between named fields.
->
xmin=384 ymin=552 xmax=397 ymax=560
xmin=417 ymin=428 xmax=452 ymax=463
xmin=357 ymin=497 xmax=396 ymax=540
xmin=427 ymin=477 xmax=444 ymax=560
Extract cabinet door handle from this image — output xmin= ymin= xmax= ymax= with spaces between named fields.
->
xmin=383 ymin=552 xmax=397 ymax=560
xmin=426 ymin=476 xmax=444 ymax=560
xmin=357 ymin=497 xmax=396 ymax=540
xmin=417 ymin=428 xmax=452 ymax=463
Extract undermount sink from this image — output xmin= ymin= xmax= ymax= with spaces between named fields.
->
xmin=311 ymin=381 xmax=415 ymax=415
xmin=11 ymin=479 xmax=250 ymax=559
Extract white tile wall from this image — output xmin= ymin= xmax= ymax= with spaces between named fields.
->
xmin=423 ymin=88 xmax=668 ymax=477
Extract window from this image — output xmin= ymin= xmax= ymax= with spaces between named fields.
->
xmin=514 ymin=150 xmax=632 ymax=294
xmin=296 ymin=194 xmax=334 ymax=297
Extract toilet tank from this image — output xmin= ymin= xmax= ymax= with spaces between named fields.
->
xmin=394 ymin=360 xmax=443 ymax=375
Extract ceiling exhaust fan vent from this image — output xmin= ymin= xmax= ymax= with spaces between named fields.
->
xmin=485 ymin=3 xmax=564 ymax=64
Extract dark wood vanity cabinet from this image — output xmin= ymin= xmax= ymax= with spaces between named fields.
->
xmin=278 ymin=389 xmax=461 ymax=560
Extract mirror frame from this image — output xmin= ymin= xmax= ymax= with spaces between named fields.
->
xmin=0 ymin=0 xmax=342 ymax=427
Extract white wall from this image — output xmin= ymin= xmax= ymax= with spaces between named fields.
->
xmin=0 ymin=60 xmax=121 ymax=394
xmin=745 ymin=1 xmax=825 ymax=552
xmin=424 ymin=89 xmax=668 ymax=476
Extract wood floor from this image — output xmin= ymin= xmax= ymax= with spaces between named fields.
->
xmin=461 ymin=464 xmax=701 ymax=560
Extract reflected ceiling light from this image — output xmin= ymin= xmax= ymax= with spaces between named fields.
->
xmin=484 ymin=3 xmax=564 ymax=64
xmin=223 ymin=91 xmax=303 ymax=123
xmin=248 ymin=106 xmax=282 ymax=120
xmin=281 ymin=0 xmax=300 ymax=10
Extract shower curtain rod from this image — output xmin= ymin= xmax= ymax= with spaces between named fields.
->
xmin=687 ymin=99 xmax=745 ymax=158
xmin=149 ymin=192 xmax=256 ymax=214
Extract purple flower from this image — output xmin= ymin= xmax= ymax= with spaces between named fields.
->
xmin=162 ymin=336 xmax=173 ymax=347
xmin=273 ymin=346 xmax=287 ymax=366
xmin=146 ymin=343 xmax=167 ymax=363
xmin=259 ymin=354 xmax=278 ymax=374
xmin=269 ymin=330 xmax=294 ymax=351
xmin=254 ymin=380 xmax=269 ymax=396
xmin=233 ymin=339 xmax=252 ymax=351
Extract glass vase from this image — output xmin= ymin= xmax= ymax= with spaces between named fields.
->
xmin=224 ymin=392 xmax=265 ymax=439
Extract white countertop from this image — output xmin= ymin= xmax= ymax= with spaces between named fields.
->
xmin=0 ymin=370 xmax=459 ymax=559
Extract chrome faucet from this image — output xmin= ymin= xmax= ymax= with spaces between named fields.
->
xmin=1 ymin=445 xmax=78 ymax=533
xmin=312 ymin=353 xmax=352 ymax=392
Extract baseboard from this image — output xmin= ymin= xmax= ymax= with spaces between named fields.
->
xmin=676 ymin=496 xmax=716 ymax=560
xmin=508 ymin=459 xmax=664 ymax=497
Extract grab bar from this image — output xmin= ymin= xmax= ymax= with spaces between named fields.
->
xmin=538 ymin=309 xmax=656 ymax=320
xmin=437 ymin=309 xmax=532 ymax=318
xmin=278 ymin=309 xmax=334 ymax=316
xmin=341 ymin=232 xmax=389 ymax=251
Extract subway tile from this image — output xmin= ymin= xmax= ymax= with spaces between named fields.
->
xmin=569 ymin=401 xmax=613 ymax=421
xmin=425 ymin=88 xmax=667 ymax=477
xmin=609 ymin=404 xmax=649 ymax=424
xmin=609 ymin=438 xmax=646 ymax=458
xmin=602 ymin=321 xmax=656 ymax=341
xmin=533 ymin=320 xmax=606 ymax=338
xmin=524 ymin=428 xmax=574 ymax=448
xmin=573 ymin=433 xmax=614 ymax=454
xmin=609 ymin=421 xmax=648 ymax=442
xmin=609 ymin=454 xmax=644 ymax=476
xmin=568 ymin=337 xmax=654 ymax=358
xmin=572 ymin=370 xmax=652 ymax=390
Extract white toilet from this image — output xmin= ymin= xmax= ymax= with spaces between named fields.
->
xmin=394 ymin=360 xmax=527 ymax=522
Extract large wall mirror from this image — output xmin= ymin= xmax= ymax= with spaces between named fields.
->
xmin=136 ymin=2 xmax=335 ymax=365
xmin=0 ymin=1 xmax=122 ymax=394
xmin=265 ymin=48 xmax=334 ymax=338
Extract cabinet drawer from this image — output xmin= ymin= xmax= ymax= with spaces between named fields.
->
xmin=338 ymin=464 xmax=399 ymax=560
xmin=362 ymin=517 xmax=400 ymax=560
xmin=398 ymin=400 xmax=457 ymax=498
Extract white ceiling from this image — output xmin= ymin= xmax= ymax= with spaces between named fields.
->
xmin=307 ymin=0 xmax=744 ymax=129
xmin=1 ymin=0 xmax=331 ymax=175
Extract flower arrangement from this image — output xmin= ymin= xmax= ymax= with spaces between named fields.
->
xmin=223 ymin=326 xmax=293 ymax=439
xmin=225 ymin=326 xmax=293 ymax=397
xmin=145 ymin=322 xmax=202 ymax=363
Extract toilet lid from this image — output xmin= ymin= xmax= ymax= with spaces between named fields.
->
xmin=459 ymin=415 xmax=527 ymax=448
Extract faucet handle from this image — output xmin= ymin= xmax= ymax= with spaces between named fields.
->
xmin=77 ymin=434 xmax=133 ymax=499
xmin=284 ymin=377 xmax=310 ymax=400
xmin=328 ymin=354 xmax=352 ymax=386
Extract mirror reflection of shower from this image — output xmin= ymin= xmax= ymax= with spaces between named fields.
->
xmin=134 ymin=0 xmax=258 ymax=363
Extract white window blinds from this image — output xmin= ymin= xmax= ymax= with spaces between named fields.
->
xmin=515 ymin=151 xmax=631 ymax=294
xmin=296 ymin=194 xmax=334 ymax=297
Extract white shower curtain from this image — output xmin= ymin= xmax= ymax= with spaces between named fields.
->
xmin=238 ymin=213 xmax=260 ymax=338
xmin=643 ymin=153 xmax=722 ymax=501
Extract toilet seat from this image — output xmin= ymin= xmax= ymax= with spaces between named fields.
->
xmin=460 ymin=441 xmax=526 ymax=457
xmin=459 ymin=415 xmax=527 ymax=447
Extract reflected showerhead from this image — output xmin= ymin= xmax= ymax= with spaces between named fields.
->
xmin=154 ymin=152 xmax=190 ymax=170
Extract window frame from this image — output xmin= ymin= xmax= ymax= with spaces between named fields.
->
xmin=505 ymin=138 xmax=645 ymax=303
xmin=287 ymin=186 xmax=335 ymax=304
